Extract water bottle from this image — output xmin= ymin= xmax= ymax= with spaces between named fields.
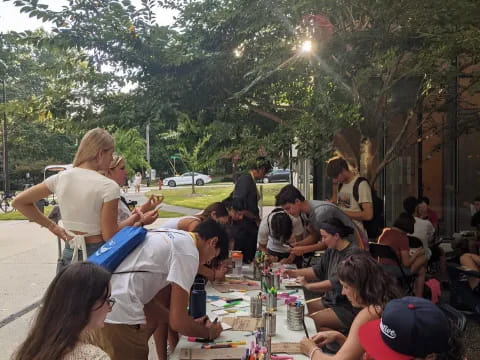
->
xmin=189 ymin=276 xmax=206 ymax=319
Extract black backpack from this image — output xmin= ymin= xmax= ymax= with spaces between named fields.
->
xmin=338 ymin=177 xmax=384 ymax=239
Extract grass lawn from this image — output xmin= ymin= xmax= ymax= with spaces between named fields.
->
xmin=0 ymin=206 xmax=54 ymax=220
xmin=146 ymin=183 xmax=287 ymax=209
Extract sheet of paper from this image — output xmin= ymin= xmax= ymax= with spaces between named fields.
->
xmin=272 ymin=342 xmax=302 ymax=354
xmin=211 ymin=300 xmax=228 ymax=307
xmin=212 ymin=309 xmax=228 ymax=315
xmin=232 ymin=300 xmax=250 ymax=308
xmin=221 ymin=321 xmax=233 ymax=330
xmin=228 ymin=291 xmax=251 ymax=300
xmin=213 ymin=282 xmax=261 ymax=293
xmin=222 ymin=316 xmax=262 ymax=331
xmin=179 ymin=348 xmax=245 ymax=359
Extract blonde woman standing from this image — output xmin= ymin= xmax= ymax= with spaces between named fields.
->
xmin=13 ymin=128 xmax=141 ymax=269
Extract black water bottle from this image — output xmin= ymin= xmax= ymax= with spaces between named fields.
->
xmin=189 ymin=275 xmax=206 ymax=319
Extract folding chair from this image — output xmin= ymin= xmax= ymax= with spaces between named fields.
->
xmin=368 ymin=242 xmax=415 ymax=295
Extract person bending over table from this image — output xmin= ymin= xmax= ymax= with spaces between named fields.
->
xmin=93 ymin=220 xmax=228 ymax=360
xmin=283 ymin=218 xmax=365 ymax=333
xmin=300 ymin=253 xmax=401 ymax=360
xmin=275 ymin=185 xmax=365 ymax=259
xmin=258 ymin=208 xmax=297 ymax=263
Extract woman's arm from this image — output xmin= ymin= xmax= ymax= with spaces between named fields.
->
xmin=301 ymin=306 xmax=380 ymax=360
xmin=101 ymin=199 xmax=121 ymax=240
xmin=12 ymin=184 xmax=69 ymax=240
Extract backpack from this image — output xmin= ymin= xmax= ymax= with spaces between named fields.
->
xmin=338 ymin=177 xmax=384 ymax=239
xmin=88 ymin=226 xmax=147 ymax=272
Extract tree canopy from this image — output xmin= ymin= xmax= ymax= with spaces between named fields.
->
xmin=2 ymin=0 xmax=480 ymax=187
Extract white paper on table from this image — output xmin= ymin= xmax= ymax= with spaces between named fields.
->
xmin=228 ymin=292 xmax=251 ymax=301
xmin=232 ymin=300 xmax=250 ymax=308
xmin=212 ymin=309 xmax=229 ymax=315
xmin=221 ymin=322 xmax=233 ymax=330
xmin=211 ymin=300 xmax=228 ymax=307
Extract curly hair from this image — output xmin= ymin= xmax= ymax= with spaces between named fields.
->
xmin=337 ymin=252 xmax=401 ymax=312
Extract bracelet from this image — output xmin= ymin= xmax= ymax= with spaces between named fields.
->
xmin=309 ymin=347 xmax=320 ymax=360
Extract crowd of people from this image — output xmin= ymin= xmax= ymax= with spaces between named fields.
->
xmin=10 ymin=128 xmax=474 ymax=360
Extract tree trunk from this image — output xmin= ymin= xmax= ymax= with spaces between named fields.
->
xmin=191 ymin=172 xmax=196 ymax=194
xmin=359 ymin=137 xmax=376 ymax=184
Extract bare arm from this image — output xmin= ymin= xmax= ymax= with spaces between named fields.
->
xmin=303 ymin=306 xmax=380 ymax=360
xmin=169 ymin=284 xmax=222 ymax=339
xmin=12 ymin=184 xmax=68 ymax=239
xmin=12 ymin=184 xmax=54 ymax=229
xmin=101 ymin=199 xmax=121 ymax=240
xmin=290 ymin=242 xmax=326 ymax=256
xmin=400 ymin=248 xmax=425 ymax=268
xmin=343 ymin=202 xmax=373 ymax=221
xmin=303 ymin=279 xmax=333 ymax=293
xmin=284 ymin=267 xmax=317 ymax=281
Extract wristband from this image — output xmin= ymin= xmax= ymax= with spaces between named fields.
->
xmin=309 ymin=347 xmax=320 ymax=360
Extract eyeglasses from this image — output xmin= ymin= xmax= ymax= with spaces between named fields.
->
xmin=92 ymin=296 xmax=116 ymax=311
xmin=106 ymin=297 xmax=116 ymax=308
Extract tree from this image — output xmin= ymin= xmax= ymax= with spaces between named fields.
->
xmin=9 ymin=0 xmax=480 ymax=188
xmin=113 ymin=128 xmax=149 ymax=175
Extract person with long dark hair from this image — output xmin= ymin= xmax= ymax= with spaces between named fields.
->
xmin=300 ymin=253 xmax=401 ymax=360
xmin=284 ymin=218 xmax=365 ymax=333
xmin=13 ymin=262 xmax=113 ymax=360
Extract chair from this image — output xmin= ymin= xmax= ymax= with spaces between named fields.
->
xmin=368 ymin=242 xmax=415 ymax=295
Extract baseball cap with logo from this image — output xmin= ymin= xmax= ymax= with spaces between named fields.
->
xmin=358 ymin=296 xmax=451 ymax=359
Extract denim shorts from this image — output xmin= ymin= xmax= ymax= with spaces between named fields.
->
xmin=56 ymin=241 xmax=104 ymax=273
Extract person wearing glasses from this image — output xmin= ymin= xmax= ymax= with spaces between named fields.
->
xmin=12 ymin=262 xmax=114 ymax=360
xmin=299 ymin=253 xmax=401 ymax=360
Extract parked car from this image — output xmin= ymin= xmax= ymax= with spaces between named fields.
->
xmin=163 ymin=172 xmax=212 ymax=187
xmin=262 ymin=169 xmax=291 ymax=183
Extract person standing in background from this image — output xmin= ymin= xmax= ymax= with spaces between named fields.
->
xmin=134 ymin=172 xmax=142 ymax=193
xmin=327 ymin=156 xmax=373 ymax=241
xmin=230 ymin=157 xmax=272 ymax=263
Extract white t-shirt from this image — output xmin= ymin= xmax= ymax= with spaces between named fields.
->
xmin=410 ymin=217 xmax=435 ymax=259
xmin=337 ymin=176 xmax=372 ymax=236
xmin=106 ymin=230 xmax=199 ymax=325
xmin=258 ymin=211 xmax=304 ymax=254
xmin=44 ymin=167 xmax=120 ymax=235
xmin=118 ymin=200 xmax=131 ymax=223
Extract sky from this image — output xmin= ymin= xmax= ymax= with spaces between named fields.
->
xmin=0 ymin=0 xmax=176 ymax=32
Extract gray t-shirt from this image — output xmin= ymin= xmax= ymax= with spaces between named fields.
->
xmin=312 ymin=242 xmax=364 ymax=306
xmin=301 ymin=200 xmax=357 ymax=243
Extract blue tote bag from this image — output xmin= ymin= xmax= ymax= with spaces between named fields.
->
xmin=88 ymin=226 xmax=147 ymax=272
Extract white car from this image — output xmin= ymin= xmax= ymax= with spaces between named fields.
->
xmin=163 ymin=172 xmax=212 ymax=187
